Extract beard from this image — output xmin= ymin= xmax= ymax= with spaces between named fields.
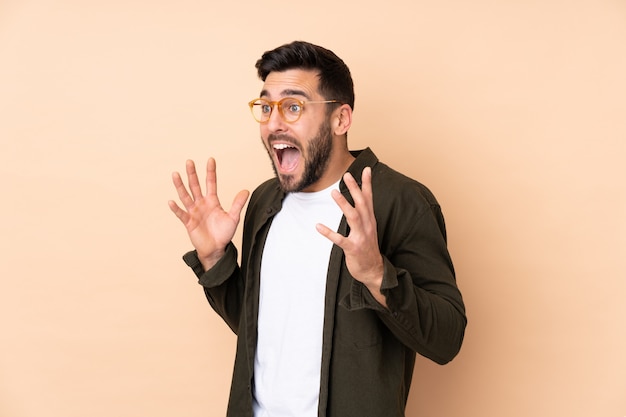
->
xmin=265 ymin=120 xmax=333 ymax=193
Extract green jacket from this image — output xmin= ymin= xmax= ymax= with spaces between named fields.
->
xmin=183 ymin=148 xmax=466 ymax=417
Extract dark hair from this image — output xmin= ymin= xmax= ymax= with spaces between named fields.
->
xmin=255 ymin=41 xmax=355 ymax=110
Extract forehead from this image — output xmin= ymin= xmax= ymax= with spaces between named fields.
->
xmin=260 ymin=68 xmax=321 ymax=100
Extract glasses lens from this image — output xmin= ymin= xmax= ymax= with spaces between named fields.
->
xmin=250 ymin=99 xmax=271 ymax=123
xmin=249 ymin=98 xmax=304 ymax=123
xmin=280 ymin=98 xmax=303 ymax=122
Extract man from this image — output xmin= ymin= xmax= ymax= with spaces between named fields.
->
xmin=169 ymin=41 xmax=466 ymax=417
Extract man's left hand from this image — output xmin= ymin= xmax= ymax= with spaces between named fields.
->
xmin=316 ymin=167 xmax=387 ymax=307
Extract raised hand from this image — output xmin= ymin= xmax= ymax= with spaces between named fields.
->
xmin=169 ymin=158 xmax=250 ymax=271
xmin=315 ymin=167 xmax=387 ymax=307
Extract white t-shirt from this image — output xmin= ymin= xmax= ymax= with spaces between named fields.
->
xmin=253 ymin=181 xmax=343 ymax=417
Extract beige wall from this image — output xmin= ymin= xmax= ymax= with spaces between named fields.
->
xmin=1 ymin=1 xmax=624 ymax=416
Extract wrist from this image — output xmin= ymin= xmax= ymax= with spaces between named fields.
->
xmin=363 ymin=258 xmax=386 ymax=307
xmin=198 ymin=248 xmax=225 ymax=271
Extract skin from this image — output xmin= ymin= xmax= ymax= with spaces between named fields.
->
xmin=169 ymin=68 xmax=387 ymax=307
xmin=259 ymin=69 xmax=353 ymax=193
xmin=263 ymin=118 xmax=333 ymax=193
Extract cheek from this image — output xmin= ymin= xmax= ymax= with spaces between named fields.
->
xmin=259 ymin=127 xmax=271 ymax=144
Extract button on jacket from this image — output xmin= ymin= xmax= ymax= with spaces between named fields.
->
xmin=183 ymin=148 xmax=467 ymax=417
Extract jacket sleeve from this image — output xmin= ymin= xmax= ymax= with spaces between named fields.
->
xmin=342 ymin=197 xmax=467 ymax=364
xmin=182 ymin=242 xmax=244 ymax=334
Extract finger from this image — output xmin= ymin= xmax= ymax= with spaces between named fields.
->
xmin=316 ymin=223 xmax=347 ymax=248
xmin=331 ymin=189 xmax=358 ymax=219
xmin=168 ymin=199 xmax=189 ymax=224
xmin=185 ymin=160 xmax=204 ymax=201
xmin=172 ymin=171 xmax=195 ymax=210
xmin=355 ymin=167 xmax=375 ymax=221
xmin=228 ymin=189 xmax=250 ymax=219
xmin=360 ymin=167 xmax=374 ymax=203
xmin=205 ymin=157 xmax=218 ymax=198
xmin=331 ymin=188 xmax=366 ymax=234
xmin=346 ymin=168 xmax=376 ymax=227
xmin=342 ymin=171 xmax=366 ymax=208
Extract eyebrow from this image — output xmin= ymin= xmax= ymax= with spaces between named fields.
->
xmin=259 ymin=89 xmax=312 ymax=100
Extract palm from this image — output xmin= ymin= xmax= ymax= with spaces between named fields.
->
xmin=183 ymin=192 xmax=239 ymax=252
xmin=169 ymin=158 xmax=249 ymax=268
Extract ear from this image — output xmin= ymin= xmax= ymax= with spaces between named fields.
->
xmin=332 ymin=104 xmax=353 ymax=136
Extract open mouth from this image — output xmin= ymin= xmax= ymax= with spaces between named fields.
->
xmin=273 ymin=143 xmax=301 ymax=172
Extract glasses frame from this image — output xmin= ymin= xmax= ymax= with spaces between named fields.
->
xmin=248 ymin=97 xmax=340 ymax=124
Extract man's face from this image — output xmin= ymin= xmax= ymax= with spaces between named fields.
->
xmin=259 ymin=69 xmax=334 ymax=193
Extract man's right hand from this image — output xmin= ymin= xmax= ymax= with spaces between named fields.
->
xmin=168 ymin=158 xmax=250 ymax=271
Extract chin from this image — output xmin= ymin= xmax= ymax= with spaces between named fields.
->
xmin=277 ymin=174 xmax=301 ymax=193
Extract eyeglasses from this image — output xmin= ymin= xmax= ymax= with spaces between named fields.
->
xmin=248 ymin=97 xmax=340 ymax=124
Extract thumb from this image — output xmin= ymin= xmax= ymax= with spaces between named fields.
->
xmin=229 ymin=189 xmax=250 ymax=218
